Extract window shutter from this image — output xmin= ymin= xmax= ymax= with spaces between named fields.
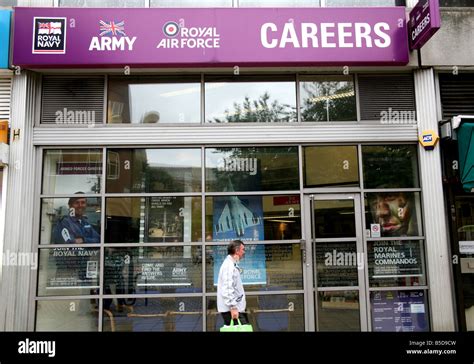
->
xmin=358 ymin=74 xmax=416 ymax=121
xmin=439 ymin=73 xmax=474 ymax=119
xmin=0 ymin=77 xmax=12 ymax=120
xmin=41 ymin=76 xmax=105 ymax=124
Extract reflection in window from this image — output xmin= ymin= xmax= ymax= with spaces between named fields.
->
xmin=106 ymin=197 xmax=202 ymax=243
xmin=368 ymin=240 xmax=426 ymax=287
xmin=206 ymin=147 xmax=299 ymax=192
xmin=40 ymin=198 xmax=101 ymax=245
xmin=205 ymin=77 xmax=297 ymax=123
xmin=108 ymin=77 xmax=201 ymax=124
xmin=304 ymin=146 xmax=359 ymax=188
xmin=207 ymin=294 xmax=305 ymax=331
xmin=365 ymin=192 xmax=422 ymax=238
xmin=239 ymin=0 xmax=319 ymax=6
xmin=300 ymin=76 xmax=356 ymax=122
xmin=36 ymin=300 xmax=98 ymax=331
xmin=362 ymin=145 xmax=419 ymax=189
xmin=205 ymin=195 xmax=301 ymax=242
xmin=205 ymin=244 xmax=302 ymax=292
xmin=106 ymin=149 xmax=201 ymax=193
xmin=315 ymin=242 xmax=359 ymax=287
xmin=317 ymin=291 xmax=360 ymax=331
xmin=313 ymin=199 xmax=355 ymax=239
xmin=151 ymin=0 xmax=232 ymax=6
xmin=104 ymin=246 xmax=202 ymax=295
xmin=37 ymin=248 xmax=100 ymax=296
xmin=59 ymin=0 xmax=145 ymax=6
xmin=42 ymin=149 xmax=102 ymax=194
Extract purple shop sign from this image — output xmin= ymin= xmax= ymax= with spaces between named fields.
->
xmin=13 ymin=7 xmax=409 ymax=68
xmin=408 ymin=0 xmax=441 ymax=50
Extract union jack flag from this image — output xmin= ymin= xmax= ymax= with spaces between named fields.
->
xmin=99 ymin=20 xmax=126 ymax=37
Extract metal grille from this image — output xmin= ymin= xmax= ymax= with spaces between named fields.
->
xmin=0 ymin=77 xmax=12 ymax=120
xmin=40 ymin=76 xmax=105 ymax=124
xmin=358 ymin=74 xmax=416 ymax=121
xmin=439 ymin=73 xmax=474 ymax=119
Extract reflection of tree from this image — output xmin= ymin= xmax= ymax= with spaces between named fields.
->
xmin=363 ymin=146 xmax=417 ymax=188
xmin=301 ymin=81 xmax=356 ymax=122
xmin=211 ymin=92 xmax=296 ymax=123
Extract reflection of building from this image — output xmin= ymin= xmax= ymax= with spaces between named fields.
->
xmin=2 ymin=1 xmax=473 ymax=335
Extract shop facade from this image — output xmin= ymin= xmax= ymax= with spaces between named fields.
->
xmin=0 ymin=1 xmax=458 ymax=332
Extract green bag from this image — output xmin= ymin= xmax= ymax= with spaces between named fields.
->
xmin=220 ymin=319 xmax=253 ymax=332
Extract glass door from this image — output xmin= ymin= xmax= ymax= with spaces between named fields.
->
xmin=304 ymin=194 xmax=368 ymax=331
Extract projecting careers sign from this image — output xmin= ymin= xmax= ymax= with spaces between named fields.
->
xmin=13 ymin=7 xmax=409 ymax=67
xmin=408 ymin=0 xmax=441 ymax=50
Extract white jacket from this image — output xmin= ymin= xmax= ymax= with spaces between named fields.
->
xmin=217 ymin=255 xmax=246 ymax=313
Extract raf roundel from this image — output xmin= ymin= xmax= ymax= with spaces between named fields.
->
xmin=163 ymin=21 xmax=180 ymax=38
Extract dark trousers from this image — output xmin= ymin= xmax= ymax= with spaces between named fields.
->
xmin=221 ymin=311 xmax=249 ymax=326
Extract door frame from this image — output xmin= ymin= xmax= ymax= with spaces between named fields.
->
xmin=303 ymin=193 xmax=368 ymax=332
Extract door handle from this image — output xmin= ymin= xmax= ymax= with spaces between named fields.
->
xmin=300 ymin=239 xmax=307 ymax=264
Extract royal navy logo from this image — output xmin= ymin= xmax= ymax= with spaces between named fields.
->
xmin=32 ymin=17 xmax=67 ymax=54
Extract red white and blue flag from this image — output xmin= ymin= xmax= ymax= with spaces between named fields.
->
xmin=99 ymin=20 xmax=126 ymax=37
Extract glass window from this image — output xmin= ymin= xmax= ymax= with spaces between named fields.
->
xmin=40 ymin=198 xmax=101 ymax=245
xmin=317 ymin=291 xmax=360 ymax=331
xmin=103 ymin=297 xmax=202 ymax=332
xmin=105 ymin=197 xmax=202 ymax=243
xmin=59 ymin=0 xmax=145 ymax=7
xmin=205 ymin=147 xmax=299 ymax=192
xmin=42 ymin=149 xmax=102 ymax=195
xmin=326 ymin=0 xmax=404 ymax=5
xmin=0 ymin=0 xmax=16 ymax=6
xmin=37 ymin=247 xmax=100 ymax=296
xmin=315 ymin=242 xmax=359 ymax=287
xmin=207 ymin=294 xmax=305 ymax=331
xmin=36 ymin=300 xmax=98 ymax=331
xmin=205 ymin=243 xmax=303 ymax=292
xmin=368 ymin=240 xmax=426 ymax=287
xmin=108 ymin=77 xmax=201 ymax=124
xmin=151 ymin=0 xmax=232 ymax=6
xmin=304 ymin=146 xmax=359 ymax=187
xmin=205 ymin=77 xmax=297 ymax=123
xmin=313 ymin=199 xmax=356 ymax=239
xmin=370 ymin=290 xmax=429 ymax=332
xmin=362 ymin=145 xmax=419 ymax=189
xmin=205 ymin=195 xmax=301 ymax=242
xmin=365 ymin=192 xmax=422 ymax=238
xmin=104 ymin=246 xmax=202 ymax=295
xmin=300 ymin=76 xmax=356 ymax=122
xmin=106 ymin=149 xmax=201 ymax=193
xmin=239 ymin=0 xmax=319 ymax=6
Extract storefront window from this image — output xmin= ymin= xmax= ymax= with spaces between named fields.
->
xmin=107 ymin=77 xmax=201 ymax=124
xmin=40 ymin=197 xmax=101 ymax=245
xmin=300 ymin=76 xmax=357 ymax=122
xmin=37 ymin=247 xmax=100 ymax=296
xmin=59 ymin=0 xmax=145 ymax=6
xmin=36 ymin=300 xmax=98 ymax=331
xmin=104 ymin=246 xmax=202 ymax=295
xmin=368 ymin=240 xmax=426 ymax=287
xmin=365 ymin=192 xmax=422 ymax=238
xmin=317 ymin=291 xmax=360 ymax=331
xmin=205 ymin=195 xmax=301 ymax=242
xmin=313 ymin=199 xmax=356 ymax=238
xmin=42 ymin=149 xmax=102 ymax=195
xmin=362 ymin=145 xmax=419 ymax=189
xmin=205 ymin=243 xmax=302 ymax=292
xmin=205 ymin=147 xmax=299 ymax=191
xmin=106 ymin=148 xmax=201 ymax=193
xmin=316 ymin=242 xmax=359 ymax=287
xmin=106 ymin=197 xmax=202 ymax=243
xmin=207 ymin=294 xmax=305 ymax=331
xmin=205 ymin=77 xmax=297 ymax=123
xmin=304 ymin=146 xmax=359 ymax=187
